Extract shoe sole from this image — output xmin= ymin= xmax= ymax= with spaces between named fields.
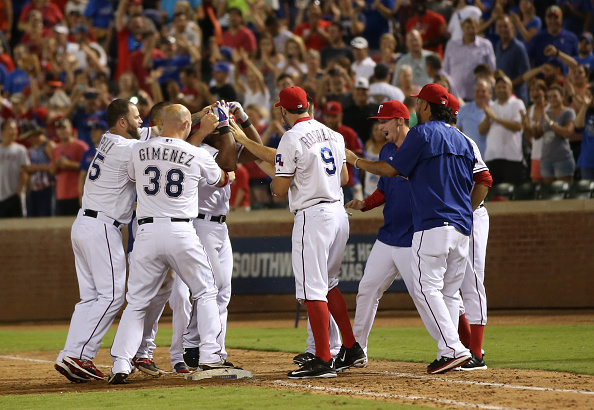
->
xmin=336 ymin=357 xmax=367 ymax=372
xmin=200 ymin=364 xmax=234 ymax=371
xmin=288 ymin=371 xmax=337 ymax=379
xmin=427 ymin=355 xmax=472 ymax=374
xmin=54 ymin=362 xmax=89 ymax=383
xmin=460 ymin=364 xmax=488 ymax=371
xmin=63 ymin=357 xmax=105 ymax=380
xmin=134 ymin=365 xmax=163 ymax=376
xmin=108 ymin=373 xmax=128 ymax=385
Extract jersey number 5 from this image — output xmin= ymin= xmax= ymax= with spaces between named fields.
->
xmin=320 ymin=147 xmax=336 ymax=176
xmin=88 ymin=153 xmax=105 ymax=181
xmin=143 ymin=166 xmax=185 ymax=198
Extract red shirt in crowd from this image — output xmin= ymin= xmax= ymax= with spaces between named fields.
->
xmin=230 ymin=164 xmax=251 ymax=209
xmin=221 ymin=26 xmax=257 ymax=53
xmin=293 ymin=20 xmax=331 ymax=51
xmin=19 ymin=2 xmax=64 ymax=27
xmin=405 ymin=10 xmax=447 ymax=57
xmin=52 ymin=139 xmax=88 ymax=200
xmin=337 ymin=124 xmax=363 ymax=187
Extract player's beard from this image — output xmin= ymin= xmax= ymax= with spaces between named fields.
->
xmin=126 ymin=119 xmax=141 ymax=140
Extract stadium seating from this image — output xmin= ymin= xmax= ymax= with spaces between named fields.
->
xmin=488 ymin=182 xmax=515 ymax=201
xmin=568 ymin=180 xmax=594 ymax=199
xmin=513 ymin=182 xmax=541 ymax=201
xmin=538 ymin=180 xmax=570 ymax=200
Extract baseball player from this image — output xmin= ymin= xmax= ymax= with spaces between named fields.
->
xmin=233 ymin=86 xmax=365 ymax=378
xmin=447 ymin=94 xmax=492 ymax=370
xmin=347 ymin=83 xmax=474 ymax=374
xmin=344 ymin=101 xmax=416 ymax=363
xmin=109 ymin=104 xmax=233 ymax=384
xmin=55 ymin=99 xmax=144 ymax=383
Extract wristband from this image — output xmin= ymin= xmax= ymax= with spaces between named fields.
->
xmin=222 ymin=170 xmax=230 ymax=186
xmin=354 ymin=158 xmax=361 ymax=169
xmin=219 ymin=125 xmax=230 ymax=135
xmin=241 ymin=119 xmax=252 ymax=129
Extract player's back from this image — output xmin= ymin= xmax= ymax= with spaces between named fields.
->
xmin=82 ymin=132 xmax=139 ymax=224
xmin=129 ymin=137 xmax=221 ymax=219
xmin=276 ymin=119 xmax=346 ymax=213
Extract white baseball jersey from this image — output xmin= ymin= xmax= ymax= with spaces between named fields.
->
xmin=275 ymin=119 xmax=346 ymax=213
xmin=128 ymin=137 xmax=221 ymax=219
xmin=82 ymin=131 xmax=139 ymax=224
xmin=139 ymin=127 xmax=153 ymax=141
xmin=197 ymin=143 xmax=231 ymax=215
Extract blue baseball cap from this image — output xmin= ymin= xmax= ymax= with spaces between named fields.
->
xmin=213 ymin=61 xmax=230 ymax=73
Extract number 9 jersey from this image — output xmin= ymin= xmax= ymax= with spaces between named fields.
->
xmin=275 ymin=118 xmax=346 ymax=213
xmin=128 ymin=137 xmax=222 ymax=219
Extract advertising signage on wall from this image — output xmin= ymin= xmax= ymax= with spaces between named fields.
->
xmin=230 ymin=234 xmax=408 ymax=295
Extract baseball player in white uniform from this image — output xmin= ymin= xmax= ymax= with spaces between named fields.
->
xmin=109 ymin=104 xmax=233 ymax=384
xmin=447 ymin=94 xmax=492 ymax=371
xmin=55 ymin=99 xmax=145 ymax=383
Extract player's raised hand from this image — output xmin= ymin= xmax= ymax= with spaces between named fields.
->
xmin=201 ymin=112 xmax=219 ymax=135
xmin=345 ymin=199 xmax=366 ymax=211
xmin=216 ymin=101 xmax=230 ymax=128
xmin=229 ymin=101 xmax=249 ymax=123
xmin=229 ymin=120 xmax=248 ymax=143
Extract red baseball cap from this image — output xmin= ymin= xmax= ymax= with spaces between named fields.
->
xmin=275 ymin=86 xmax=309 ymax=110
xmin=368 ymin=100 xmax=409 ymax=120
xmin=447 ymin=93 xmax=459 ymax=117
xmin=323 ymin=101 xmax=342 ymax=115
xmin=411 ymin=83 xmax=449 ymax=106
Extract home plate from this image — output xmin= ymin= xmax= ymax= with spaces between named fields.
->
xmin=184 ymin=368 xmax=253 ymax=380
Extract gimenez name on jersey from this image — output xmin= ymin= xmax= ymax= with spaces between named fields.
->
xmin=137 ymin=146 xmax=195 ymax=166
xmin=299 ymin=127 xmax=339 ymax=149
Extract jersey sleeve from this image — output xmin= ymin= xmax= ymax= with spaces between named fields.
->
xmin=138 ymin=127 xmax=152 ymax=141
xmin=199 ymin=148 xmax=223 ymax=186
xmin=127 ymin=148 xmax=136 ymax=182
xmin=275 ymin=132 xmax=299 ymax=177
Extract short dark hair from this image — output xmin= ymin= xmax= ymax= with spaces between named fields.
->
xmin=149 ymin=101 xmax=173 ymax=125
xmin=427 ymin=101 xmax=452 ymax=122
xmin=286 ymin=107 xmax=309 ymax=115
xmin=425 ymin=54 xmax=442 ymax=70
xmin=330 ymin=21 xmax=344 ymax=32
xmin=180 ymin=65 xmax=198 ymax=77
xmin=107 ymin=99 xmax=134 ymax=128
xmin=0 ymin=118 xmax=15 ymax=131
xmin=227 ymin=7 xmax=242 ymax=17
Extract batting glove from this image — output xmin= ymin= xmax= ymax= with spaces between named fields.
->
xmin=215 ymin=100 xmax=230 ymax=129
xmin=229 ymin=101 xmax=249 ymax=123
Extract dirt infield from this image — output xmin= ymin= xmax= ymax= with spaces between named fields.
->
xmin=1 ymin=311 xmax=593 ymax=409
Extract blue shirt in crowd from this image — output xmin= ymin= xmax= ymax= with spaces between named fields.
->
xmin=84 ymin=0 xmax=114 ymax=29
xmin=80 ymin=146 xmax=97 ymax=174
xmin=4 ymin=69 xmax=30 ymax=95
xmin=72 ymin=108 xmax=107 ymax=147
xmin=560 ymin=0 xmax=592 ymax=36
xmin=387 ymin=121 xmax=474 ymax=236
xmin=153 ymin=56 xmax=192 ymax=85
xmin=495 ymin=37 xmax=531 ymax=104
xmin=376 ymin=143 xmax=414 ymax=248
xmin=528 ymin=29 xmax=578 ymax=71
xmin=575 ymin=52 xmax=594 ymax=71
xmin=457 ymin=101 xmax=487 ymax=157
xmin=576 ymin=110 xmax=594 ymax=168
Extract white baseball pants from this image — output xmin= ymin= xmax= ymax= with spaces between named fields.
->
xmin=460 ymin=206 xmax=489 ymax=325
xmin=353 ymin=240 xmax=413 ymax=354
xmin=411 ymin=226 xmax=471 ymax=360
xmin=110 ymin=219 xmax=222 ymax=374
xmin=59 ymin=212 xmax=126 ymax=361
xmin=183 ymin=219 xmax=233 ymax=359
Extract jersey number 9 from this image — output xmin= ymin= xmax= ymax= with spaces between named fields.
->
xmin=320 ymin=147 xmax=336 ymax=176
xmin=143 ymin=166 xmax=185 ymax=198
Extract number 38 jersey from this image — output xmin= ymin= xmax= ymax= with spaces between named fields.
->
xmin=275 ymin=118 xmax=346 ymax=213
xmin=128 ymin=137 xmax=221 ymax=219
xmin=81 ymin=131 xmax=139 ymax=224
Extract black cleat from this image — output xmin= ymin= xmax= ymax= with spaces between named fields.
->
xmin=427 ymin=354 xmax=472 ymax=374
xmin=183 ymin=347 xmax=199 ymax=370
xmin=288 ymin=357 xmax=337 ymax=379
xmin=334 ymin=342 xmax=367 ymax=372
xmin=293 ymin=352 xmax=316 ymax=366
xmin=460 ymin=354 xmax=487 ymax=371
xmin=108 ymin=372 xmax=128 ymax=385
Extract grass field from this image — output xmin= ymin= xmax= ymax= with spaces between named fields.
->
xmin=1 ymin=324 xmax=592 ymax=375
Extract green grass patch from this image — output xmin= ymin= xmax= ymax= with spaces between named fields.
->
xmin=0 ymin=386 xmax=430 ymax=409
xmin=1 ymin=325 xmax=592 ymax=375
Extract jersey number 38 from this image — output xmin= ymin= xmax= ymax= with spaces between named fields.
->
xmin=143 ymin=166 xmax=185 ymax=198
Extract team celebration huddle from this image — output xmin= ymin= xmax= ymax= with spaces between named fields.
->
xmin=53 ymin=79 xmax=491 ymax=384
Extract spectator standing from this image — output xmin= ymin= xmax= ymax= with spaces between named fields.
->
xmin=114 ymin=1 xmax=149 ymax=79
xmin=293 ymin=2 xmax=331 ymax=51
xmin=443 ymin=17 xmax=496 ymax=102
xmin=369 ymin=63 xmax=405 ymax=104
xmin=448 ymin=0 xmax=482 ymax=42
xmin=169 ymin=11 xmax=201 ymax=50
xmin=321 ymin=101 xmax=364 ymax=202
xmin=376 ymin=33 xmax=400 ymax=75
xmin=4 ymin=45 xmax=31 ymax=96
xmin=279 ymin=36 xmax=308 ymax=80
xmin=151 ymin=36 xmax=201 ymax=86
xmin=406 ymin=1 xmax=448 ymax=58
xmin=479 ymin=76 xmax=526 ymax=185
xmin=494 ymin=15 xmax=531 ymax=104
xmin=538 ymin=85 xmax=577 ymax=184
xmin=264 ymin=15 xmax=294 ymax=56
xmin=18 ymin=0 xmax=64 ymax=30
xmin=51 ymin=118 xmax=88 ymax=216
xmin=222 ymin=8 xmax=257 ymax=58
xmin=209 ymin=61 xmax=237 ymax=102
xmin=520 ymin=79 xmax=548 ymax=184
xmin=527 ymin=6 xmax=578 ymax=72
xmin=20 ymin=121 xmax=55 ymax=217
xmin=319 ymin=65 xmax=352 ymax=110
xmin=458 ymin=79 xmax=492 ymax=156
xmin=574 ymin=84 xmax=594 ymax=180
xmin=477 ymin=0 xmax=512 ymax=45
xmin=350 ymin=37 xmax=376 ymax=80
xmin=424 ymin=54 xmax=461 ymax=99
xmin=320 ymin=22 xmax=354 ymax=68
xmin=234 ymin=49 xmax=271 ymax=110
xmin=362 ymin=121 xmax=386 ymax=197
xmin=359 ymin=0 xmax=394 ymax=51
xmin=230 ymin=163 xmax=251 ymax=212
xmin=0 ymin=119 xmax=29 ymax=218
xmin=574 ymin=32 xmax=594 ymax=72
xmin=68 ymin=89 xmax=106 ymax=147
xmin=397 ymin=65 xmax=421 ymax=98
xmin=83 ymin=0 xmax=113 ymax=43
xmin=394 ymin=30 xmax=437 ymax=89
xmin=343 ymin=77 xmax=379 ymax=145
xmin=559 ymin=0 xmax=592 ymax=37
xmin=510 ymin=0 xmax=541 ymax=47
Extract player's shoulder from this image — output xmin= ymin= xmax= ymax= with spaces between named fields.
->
xmin=379 ymin=142 xmax=397 ymax=160
xmin=199 ymin=142 xmax=219 ymax=157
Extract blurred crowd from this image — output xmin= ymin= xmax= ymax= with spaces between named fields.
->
xmin=1 ymin=0 xmax=594 ymax=218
